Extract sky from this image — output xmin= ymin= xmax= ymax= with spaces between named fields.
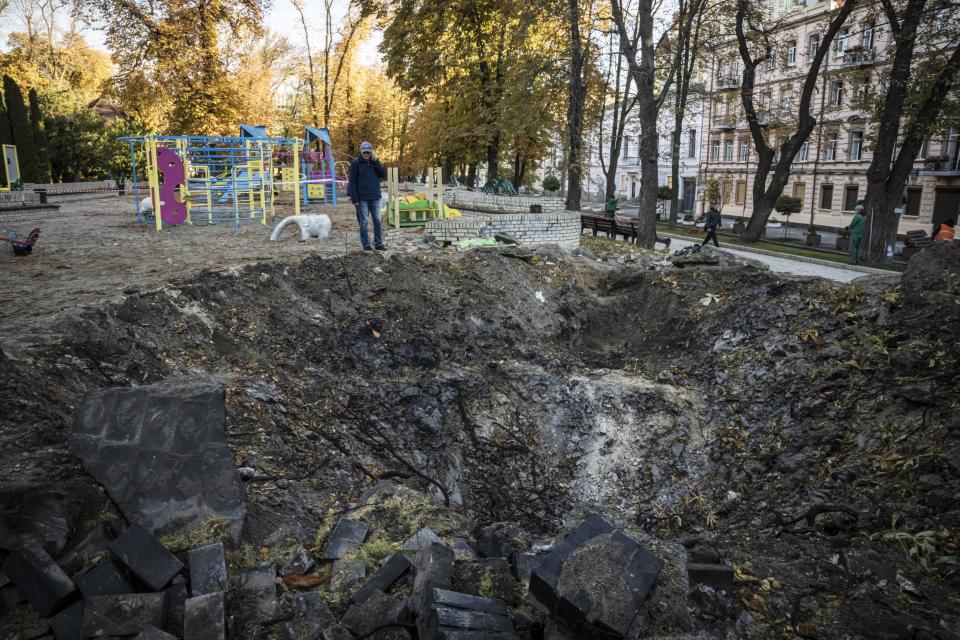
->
xmin=0 ymin=0 xmax=384 ymax=67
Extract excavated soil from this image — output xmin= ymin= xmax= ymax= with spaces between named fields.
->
xmin=1 ymin=235 xmax=959 ymax=639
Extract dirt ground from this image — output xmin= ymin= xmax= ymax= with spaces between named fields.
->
xmin=0 ymin=195 xmax=410 ymax=344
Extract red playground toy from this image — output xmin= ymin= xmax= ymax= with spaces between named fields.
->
xmin=1 ymin=227 xmax=41 ymax=256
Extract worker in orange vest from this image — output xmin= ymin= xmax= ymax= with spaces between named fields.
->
xmin=933 ymin=219 xmax=955 ymax=241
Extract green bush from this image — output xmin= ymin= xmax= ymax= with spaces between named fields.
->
xmin=774 ymin=195 xmax=802 ymax=216
xmin=656 ymin=185 xmax=673 ymax=200
xmin=542 ymin=175 xmax=560 ymax=192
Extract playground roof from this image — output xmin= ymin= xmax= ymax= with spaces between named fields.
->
xmin=304 ymin=127 xmax=332 ymax=146
xmin=240 ymin=124 xmax=269 ymax=138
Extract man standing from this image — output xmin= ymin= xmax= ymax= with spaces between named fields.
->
xmin=847 ymin=203 xmax=866 ymax=265
xmin=348 ymin=141 xmax=387 ymax=251
xmin=700 ymin=203 xmax=722 ymax=249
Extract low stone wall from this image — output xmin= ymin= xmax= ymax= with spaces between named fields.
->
xmin=425 ymin=211 xmax=581 ymax=249
xmin=445 ymin=190 xmax=566 ymax=215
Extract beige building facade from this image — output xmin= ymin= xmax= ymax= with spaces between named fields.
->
xmin=699 ymin=0 xmax=960 ymax=229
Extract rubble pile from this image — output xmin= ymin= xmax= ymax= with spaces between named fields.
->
xmin=0 ymin=242 xmax=958 ymax=637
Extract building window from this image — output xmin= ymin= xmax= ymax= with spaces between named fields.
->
xmin=852 ymin=81 xmax=868 ymax=102
xmin=739 ymin=139 xmax=750 ymax=161
xmin=724 ymin=140 xmax=734 ymax=161
xmin=849 ymin=131 xmax=863 ymax=160
xmin=787 ymin=39 xmax=797 ymax=64
xmin=906 ymin=187 xmax=922 ymax=216
xmin=793 ymin=182 xmax=806 ymax=202
xmin=623 ymin=136 xmax=630 ymax=159
xmin=736 ymin=181 xmax=747 ymax=204
xmin=916 ymin=138 xmax=928 ymax=159
xmin=830 ymin=81 xmax=843 ymax=107
xmin=711 ymin=140 xmax=720 ymax=161
xmin=820 ymin=184 xmax=834 ymax=210
xmin=862 ymin=20 xmax=875 ymax=49
xmin=836 ymin=27 xmax=849 ymax=55
xmin=843 ymin=184 xmax=860 ymax=211
xmin=809 ymin=34 xmax=820 ymax=59
xmin=688 ymin=129 xmax=697 ymax=158
xmin=799 ymin=142 xmax=809 ymax=162
xmin=722 ymin=181 xmax=733 ymax=203
xmin=825 ymin=133 xmax=838 ymax=160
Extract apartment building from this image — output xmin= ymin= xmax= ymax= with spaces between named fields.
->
xmin=699 ymin=0 xmax=960 ymax=227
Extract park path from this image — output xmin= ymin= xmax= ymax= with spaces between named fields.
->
xmin=666 ymin=236 xmax=872 ymax=284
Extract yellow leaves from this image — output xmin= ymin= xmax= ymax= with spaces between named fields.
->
xmin=805 ymin=297 xmax=823 ymax=311
xmin=798 ymin=328 xmax=821 ymax=345
xmin=699 ymin=292 xmax=722 ymax=306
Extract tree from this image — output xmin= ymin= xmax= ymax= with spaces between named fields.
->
xmin=860 ymin=0 xmax=960 ymax=262
xmin=28 ymin=88 xmax=51 ymax=183
xmin=734 ymin=0 xmax=857 ymax=241
xmin=543 ymin=174 xmax=561 ymax=192
xmin=566 ymin=0 xmax=588 ymax=211
xmin=596 ymin=25 xmax=637 ymax=202
xmin=0 ymin=89 xmax=11 ymax=146
xmin=3 ymin=75 xmax=38 ymax=182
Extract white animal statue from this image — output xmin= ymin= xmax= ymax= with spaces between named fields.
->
xmin=270 ymin=214 xmax=333 ymax=242
xmin=139 ymin=196 xmax=162 ymax=214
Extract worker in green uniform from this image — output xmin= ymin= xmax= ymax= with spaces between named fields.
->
xmin=605 ymin=196 xmax=617 ymax=218
xmin=847 ymin=203 xmax=866 ymax=265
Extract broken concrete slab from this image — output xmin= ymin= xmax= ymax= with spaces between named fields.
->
xmin=529 ymin=516 xmax=663 ymax=638
xmin=341 ymin=589 xmax=405 ymax=637
xmin=74 ymin=557 xmax=133 ymax=598
xmin=109 ymin=524 xmax=183 ymax=592
xmin=277 ymin=547 xmax=314 ymax=577
xmin=70 ymin=378 xmax=246 ymax=542
xmin=1 ymin=538 xmax=76 ymax=616
xmin=320 ymin=519 xmax=368 ymax=560
xmin=58 ymin=524 xmax=112 ymax=576
xmin=132 ymin=626 xmax=177 ymax=640
xmin=187 ymin=542 xmax=227 ymax=596
xmin=183 ymin=591 xmax=225 ymax=640
xmin=403 ymin=527 xmax=443 ymax=552
xmin=283 ymin=590 xmax=335 ymax=640
xmin=413 ymin=542 xmax=455 ymax=614
xmin=49 ymin=600 xmax=85 ymax=640
xmin=686 ymin=563 xmax=734 ymax=594
xmin=453 ymin=559 xmax=519 ymax=605
xmin=351 ymin=553 xmax=411 ymax=604
xmin=0 ymin=490 xmax=82 ymax=559
xmin=236 ymin=565 xmax=277 ymax=626
xmin=80 ymin=593 xmax=166 ymax=637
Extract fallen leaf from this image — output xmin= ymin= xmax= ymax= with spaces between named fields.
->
xmin=372 ymin=329 xmax=381 ymax=338
xmin=282 ymin=574 xmax=331 ymax=589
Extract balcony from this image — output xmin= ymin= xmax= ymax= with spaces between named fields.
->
xmin=757 ymin=112 xmax=780 ymax=127
xmin=712 ymin=115 xmax=737 ymax=131
xmin=918 ymin=157 xmax=960 ymax=176
xmin=716 ymin=75 xmax=739 ymax=90
xmin=840 ymin=47 xmax=876 ymax=67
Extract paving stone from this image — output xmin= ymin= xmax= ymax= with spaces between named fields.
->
xmin=132 ymin=626 xmax=177 ymax=640
xmin=430 ymin=589 xmax=509 ymax=616
xmin=70 ymin=378 xmax=247 ymax=542
xmin=368 ymin=629 xmax=412 ymax=640
xmin=686 ymin=563 xmax=734 ymax=594
xmin=413 ymin=542 xmax=454 ymax=614
xmin=1 ymin=537 xmax=76 ymax=616
xmin=529 ymin=516 xmax=663 ymax=638
xmin=0 ymin=491 xmax=82 ymax=559
xmin=282 ymin=590 xmax=335 ymax=640
xmin=109 ymin=524 xmax=183 ymax=592
xmin=351 ymin=553 xmax=411 ymax=604
xmin=162 ymin=575 xmax=187 ymax=632
xmin=341 ymin=589 xmax=404 ymax=637
xmin=403 ymin=527 xmax=443 ymax=551
xmin=320 ymin=519 xmax=368 ymax=560
xmin=80 ymin=593 xmax=166 ymax=637
xmin=475 ymin=522 xmax=526 ymax=559
xmin=236 ymin=565 xmax=277 ymax=626
xmin=321 ymin=624 xmax=353 ymax=640
xmin=329 ymin=558 xmax=366 ymax=593
xmin=450 ymin=539 xmax=476 ymax=560
xmin=49 ymin=600 xmax=85 ymax=640
xmin=75 ymin=557 xmax=133 ymax=598
xmin=511 ymin=552 xmax=538 ymax=582
xmin=277 ymin=547 xmax=314 ymax=577
xmin=58 ymin=525 xmax=112 ymax=575
xmin=435 ymin=632 xmax=520 ymax=640
xmin=183 ymin=591 xmax=225 ymax=640
xmin=187 ymin=542 xmax=227 ymax=596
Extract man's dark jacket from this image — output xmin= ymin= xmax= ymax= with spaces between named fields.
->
xmin=705 ymin=208 xmax=722 ymax=230
xmin=348 ymin=156 xmax=387 ymax=203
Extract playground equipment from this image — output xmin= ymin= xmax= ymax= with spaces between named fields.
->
xmin=2 ymin=144 xmax=20 ymax=191
xmin=1 ymin=227 xmax=40 ymax=256
xmin=121 ymin=125 xmax=346 ymax=230
xmin=270 ymin=214 xmax=332 ymax=241
xmin=386 ymin=167 xmax=461 ymax=228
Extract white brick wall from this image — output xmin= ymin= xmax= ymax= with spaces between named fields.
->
xmin=425 ymin=211 xmax=581 ymax=249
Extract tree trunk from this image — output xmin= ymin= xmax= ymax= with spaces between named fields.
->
xmin=467 ymin=162 xmax=477 ymax=187
xmin=486 ymin=131 xmax=500 ymax=181
xmin=565 ymin=0 xmax=586 ymax=212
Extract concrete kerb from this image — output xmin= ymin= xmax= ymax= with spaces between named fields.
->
xmin=658 ymin=231 xmax=897 ymax=276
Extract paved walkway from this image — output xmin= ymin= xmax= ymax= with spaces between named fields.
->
xmin=667 ymin=236 xmax=874 ymax=283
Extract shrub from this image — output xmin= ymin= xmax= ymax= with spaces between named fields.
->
xmin=542 ymin=175 xmax=560 ymax=192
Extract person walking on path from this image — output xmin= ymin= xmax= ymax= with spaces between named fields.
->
xmin=847 ymin=204 xmax=867 ymax=265
xmin=699 ymin=204 xmax=722 ymax=249
xmin=348 ymin=141 xmax=387 ymax=251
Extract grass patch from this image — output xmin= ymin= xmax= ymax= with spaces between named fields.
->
xmin=580 ymin=234 xmax=664 ymax=257
xmin=159 ymin=517 xmax=233 ymax=553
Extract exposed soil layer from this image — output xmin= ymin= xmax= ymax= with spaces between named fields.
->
xmin=1 ymin=241 xmax=959 ymax=638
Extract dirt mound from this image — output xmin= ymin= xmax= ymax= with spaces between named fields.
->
xmin=1 ymin=247 xmax=958 ymax=638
